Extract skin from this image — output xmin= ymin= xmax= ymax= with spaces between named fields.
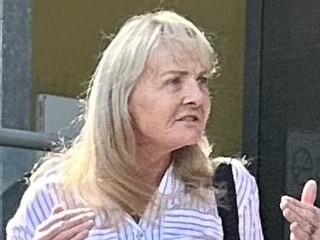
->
xmin=33 ymin=205 xmax=95 ymax=240
xmin=129 ymin=43 xmax=211 ymax=186
xmin=280 ymin=180 xmax=320 ymax=240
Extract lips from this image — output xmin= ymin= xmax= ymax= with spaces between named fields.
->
xmin=178 ymin=115 xmax=200 ymax=122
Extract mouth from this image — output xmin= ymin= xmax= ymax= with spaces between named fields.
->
xmin=178 ymin=115 xmax=200 ymax=122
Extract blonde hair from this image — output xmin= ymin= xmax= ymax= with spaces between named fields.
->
xmin=32 ymin=10 xmax=218 ymax=226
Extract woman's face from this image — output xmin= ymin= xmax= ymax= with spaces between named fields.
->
xmin=129 ymin=44 xmax=211 ymax=152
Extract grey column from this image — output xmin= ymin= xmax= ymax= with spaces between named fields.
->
xmin=0 ymin=0 xmax=3 ymax=237
xmin=0 ymin=0 xmax=34 ymax=239
xmin=1 ymin=0 xmax=32 ymax=129
xmin=0 ymin=0 xmax=3 ymax=127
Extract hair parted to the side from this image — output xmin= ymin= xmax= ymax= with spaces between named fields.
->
xmin=31 ymin=10 xmax=218 ymax=227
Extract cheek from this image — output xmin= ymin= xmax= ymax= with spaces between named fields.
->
xmin=129 ymin=101 xmax=159 ymax=132
xmin=128 ymin=98 xmax=144 ymax=129
xmin=204 ymin=96 xmax=211 ymax=119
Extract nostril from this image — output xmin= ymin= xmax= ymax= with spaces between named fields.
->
xmin=186 ymin=101 xmax=198 ymax=106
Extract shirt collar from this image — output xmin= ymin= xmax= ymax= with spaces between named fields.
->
xmin=157 ymin=163 xmax=184 ymax=195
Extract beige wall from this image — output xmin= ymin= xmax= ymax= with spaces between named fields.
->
xmin=32 ymin=0 xmax=246 ymax=156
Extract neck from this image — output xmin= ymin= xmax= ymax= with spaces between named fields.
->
xmin=135 ymin=145 xmax=172 ymax=186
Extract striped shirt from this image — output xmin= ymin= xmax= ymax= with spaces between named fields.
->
xmin=6 ymin=158 xmax=264 ymax=240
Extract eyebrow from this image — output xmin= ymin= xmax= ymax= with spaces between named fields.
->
xmin=160 ymin=70 xmax=188 ymax=77
xmin=197 ymin=70 xmax=211 ymax=77
xmin=160 ymin=70 xmax=209 ymax=77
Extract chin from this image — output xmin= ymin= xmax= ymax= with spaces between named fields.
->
xmin=165 ymin=131 xmax=203 ymax=151
xmin=180 ymin=134 xmax=202 ymax=147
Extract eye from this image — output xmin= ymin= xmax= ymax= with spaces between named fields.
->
xmin=170 ymin=76 xmax=182 ymax=85
xmin=197 ymin=76 xmax=209 ymax=86
xmin=163 ymin=76 xmax=183 ymax=91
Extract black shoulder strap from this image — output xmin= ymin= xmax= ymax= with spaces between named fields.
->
xmin=213 ymin=163 xmax=240 ymax=240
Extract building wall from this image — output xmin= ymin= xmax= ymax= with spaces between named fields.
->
xmin=32 ymin=0 xmax=246 ymax=156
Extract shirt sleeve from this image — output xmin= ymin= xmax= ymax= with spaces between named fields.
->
xmin=6 ymin=178 xmax=59 ymax=240
xmin=231 ymin=159 xmax=265 ymax=240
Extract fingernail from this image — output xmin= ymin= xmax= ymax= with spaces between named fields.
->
xmin=87 ymin=219 xmax=95 ymax=227
xmin=281 ymin=196 xmax=289 ymax=202
xmin=280 ymin=198 xmax=288 ymax=209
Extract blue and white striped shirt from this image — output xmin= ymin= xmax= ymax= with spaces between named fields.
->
xmin=6 ymin=158 xmax=264 ymax=239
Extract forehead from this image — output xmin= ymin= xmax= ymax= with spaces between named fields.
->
xmin=146 ymin=42 xmax=207 ymax=74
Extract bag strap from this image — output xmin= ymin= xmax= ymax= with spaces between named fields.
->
xmin=213 ymin=163 xmax=241 ymax=240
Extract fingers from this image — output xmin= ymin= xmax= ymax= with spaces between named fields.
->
xmin=290 ymin=222 xmax=320 ymax=240
xmin=282 ymin=207 xmax=314 ymax=231
xmin=42 ymin=211 xmax=95 ymax=238
xmin=50 ymin=218 xmax=94 ymax=240
xmin=301 ymin=180 xmax=317 ymax=205
xmin=34 ymin=206 xmax=96 ymax=240
xmin=281 ymin=180 xmax=319 ymax=240
xmin=37 ymin=206 xmax=95 ymax=232
xmin=281 ymin=196 xmax=320 ymax=228
xmin=71 ymin=229 xmax=91 ymax=240
xmin=281 ymin=196 xmax=318 ymax=215
xmin=289 ymin=222 xmax=309 ymax=240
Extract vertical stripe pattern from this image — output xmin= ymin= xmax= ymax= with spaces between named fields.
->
xmin=6 ymin=158 xmax=264 ymax=240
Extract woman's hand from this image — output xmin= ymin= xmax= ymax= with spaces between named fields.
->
xmin=280 ymin=180 xmax=320 ymax=240
xmin=33 ymin=205 xmax=96 ymax=240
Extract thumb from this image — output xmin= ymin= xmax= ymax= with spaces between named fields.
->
xmin=301 ymin=180 xmax=317 ymax=205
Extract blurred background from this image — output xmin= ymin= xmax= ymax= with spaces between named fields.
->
xmin=1 ymin=0 xmax=320 ymax=239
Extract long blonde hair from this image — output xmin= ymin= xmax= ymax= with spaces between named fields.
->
xmin=32 ymin=10 xmax=218 ymax=226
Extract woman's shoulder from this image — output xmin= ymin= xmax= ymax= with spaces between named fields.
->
xmin=213 ymin=156 xmax=257 ymax=191
xmin=213 ymin=157 xmax=259 ymax=209
xmin=8 ymin=170 xmax=82 ymax=224
xmin=21 ymin=172 xmax=62 ymax=208
xmin=213 ymin=156 xmax=249 ymax=172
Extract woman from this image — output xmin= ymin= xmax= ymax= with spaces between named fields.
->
xmin=6 ymin=10 xmax=264 ymax=239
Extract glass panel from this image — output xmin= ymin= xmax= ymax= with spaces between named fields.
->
xmin=0 ymin=146 xmax=47 ymax=240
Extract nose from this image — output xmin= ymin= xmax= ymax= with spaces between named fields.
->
xmin=182 ymin=80 xmax=206 ymax=107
